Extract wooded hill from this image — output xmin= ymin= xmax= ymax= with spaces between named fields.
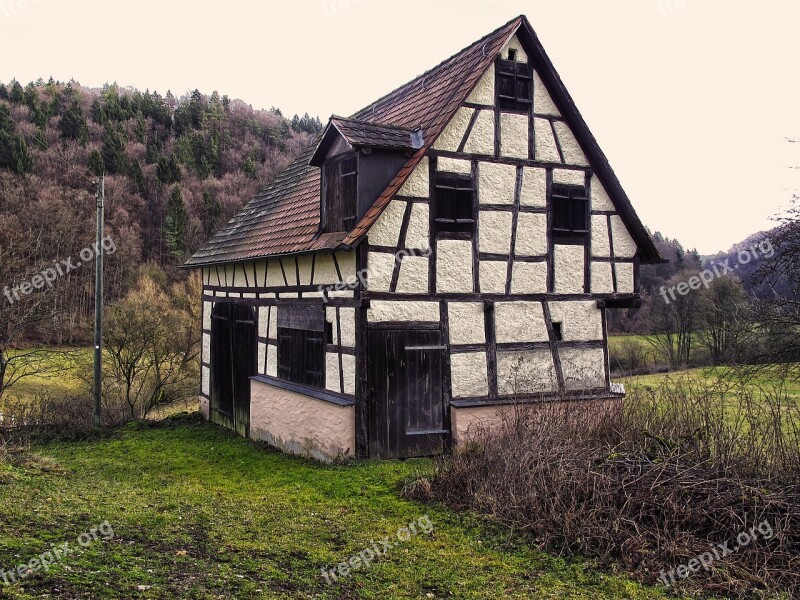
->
xmin=0 ymin=79 xmax=322 ymax=344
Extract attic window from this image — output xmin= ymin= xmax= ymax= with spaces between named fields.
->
xmin=324 ymin=154 xmax=358 ymax=232
xmin=551 ymin=184 xmax=588 ymax=241
xmin=552 ymin=322 xmax=563 ymax=342
xmin=435 ymin=172 xmax=474 ymax=235
xmin=497 ymin=58 xmax=532 ymax=112
xmin=507 ymin=49 xmax=517 ymax=61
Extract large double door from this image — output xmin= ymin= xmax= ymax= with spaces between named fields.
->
xmin=210 ymin=302 xmax=256 ymax=437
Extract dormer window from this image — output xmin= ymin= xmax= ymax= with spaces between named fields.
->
xmin=324 ymin=153 xmax=358 ymax=231
xmin=497 ymin=59 xmax=532 ymax=112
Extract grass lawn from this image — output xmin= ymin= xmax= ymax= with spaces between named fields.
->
xmin=0 ymin=415 xmax=673 ymax=599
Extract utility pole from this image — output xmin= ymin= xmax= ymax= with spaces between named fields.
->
xmin=93 ymin=175 xmax=104 ymax=427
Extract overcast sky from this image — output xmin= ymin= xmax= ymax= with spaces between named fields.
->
xmin=2 ymin=0 xmax=798 ymax=254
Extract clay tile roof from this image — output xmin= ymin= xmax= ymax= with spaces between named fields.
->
xmin=186 ymin=14 xmax=663 ymax=267
xmin=186 ymin=16 xmax=523 ymax=267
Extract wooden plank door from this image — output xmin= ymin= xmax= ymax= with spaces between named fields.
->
xmin=368 ymin=329 xmax=447 ymax=459
xmin=231 ymin=304 xmax=256 ymax=438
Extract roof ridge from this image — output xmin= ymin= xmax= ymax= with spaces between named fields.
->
xmin=351 ymin=15 xmax=523 ymax=123
xmin=330 ymin=115 xmax=419 ymax=132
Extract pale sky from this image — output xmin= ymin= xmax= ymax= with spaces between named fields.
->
xmin=2 ymin=0 xmax=798 ymax=254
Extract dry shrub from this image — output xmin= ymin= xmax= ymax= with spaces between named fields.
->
xmin=406 ymin=375 xmax=800 ymax=598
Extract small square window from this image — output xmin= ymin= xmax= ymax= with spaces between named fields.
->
xmin=497 ymin=58 xmax=532 ymax=112
xmin=552 ymin=322 xmax=563 ymax=342
xmin=435 ymin=172 xmax=474 ymax=235
xmin=551 ymin=184 xmax=588 ymax=241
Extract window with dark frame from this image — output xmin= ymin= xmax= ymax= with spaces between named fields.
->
xmin=496 ymin=58 xmax=532 ymax=112
xmin=434 ymin=172 xmax=474 ymax=235
xmin=551 ymin=183 xmax=588 ymax=241
xmin=276 ymin=306 xmax=326 ymax=389
xmin=552 ymin=322 xmax=564 ymax=342
xmin=324 ymin=154 xmax=358 ymax=232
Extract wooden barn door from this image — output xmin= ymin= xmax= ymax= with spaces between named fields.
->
xmin=210 ymin=302 xmax=256 ymax=437
xmin=367 ymin=329 xmax=448 ymax=459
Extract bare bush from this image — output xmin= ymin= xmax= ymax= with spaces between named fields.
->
xmin=406 ymin=375 xmax=800 ymax=598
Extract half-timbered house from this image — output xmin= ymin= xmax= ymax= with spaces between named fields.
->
xmin=184 ymin=15 xmax=663 ymax=461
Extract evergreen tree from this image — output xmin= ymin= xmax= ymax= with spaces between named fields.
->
xmin=128 ymin=159 xmax=146 ymax=196
xmin=9 ymin=80 xmax=23 ymax=104
xmin=0 ymin=84 xmax=8 ymax=101
xmin=58 ymin=101 xmax=88 ymax=144
xmin=101 ymin=123 xmax=126 ymax=174
xmin=163 ymin=184 xmax=188 ymax=261
xmin=156 ymin=153 xmax=181 ymax=184
xmin=202 ymin=190 xmax=222 ymax=237
xmin=87 ymin=149 xmax=105 ymax=176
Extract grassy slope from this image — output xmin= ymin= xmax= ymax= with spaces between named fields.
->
xmin=0 ymin=417 xmax=670 ymax=600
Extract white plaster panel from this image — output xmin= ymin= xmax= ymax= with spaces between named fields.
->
xmin=326 ymin=307 xmax=338 ymax=344
xmin=553 ymin=169 xmax=586 ymax=186
xmin=267 ymin=344 xmax=277 ymax=377
xmin=199 ymin=395 xmax=209 ymax=419
xmin=249 ymin=379 xmax=356 ymax=462
xmin=511 ymin=262 xmax=548 ymax=294
xmin=405 ymin=202 xmax=430 ymax=251
xmin=436 ymin=239 xmax=473 ymax=294
xmin=258 ymin=307 xmax=269 ymax=338
xmin=514 ymin=212 xmax=547 ymax=256
xmin=253 ymin=261 xmax=267 ymax=286
xmin=534 ymin=118 xmax=561 ymax=163
xmin=501 ymin=34 xmax=528 ymax=62
xmin=268 ymin=306 xmax=277 ymax=338
xmin=369 ymin=199 xmax=406 ymax=247
xmin=554 ymin=244 xmax=585 ymax=294
xmin=326 ymin=291 xmax=354 ymax=299
xmin=615 ymin=262 xmax=635 ymax=294
xmin=296 ymin=255 xmax=314 ymax=285
xmin=610 ymin=215 xmax=637 ymax=258
xmin=367 ymin=301 xmax=440 ymax=323
xmin=339 ymin=307 xmax=356 ymax=347
xmin=466 ymin=64 xmax=495 ymax=105
xmin=533 ymin=70 xmax=560 ymax=116
xmin=337 ymin=251 xmax=357 ymax=280
xmin=201 ymin=366 xmax=210 ymax=396
xmin=497 ymin=350 xmax=557 ymax=395
xmin=312 ymin=253 xmax=337 ymax=285
xmin=451 ymin=352 xmax=489 ymax=398
xmin=367 ymin=251 xmax=396 ymax=292
xmin=479 ymin=261 xmax=507 ymax=294
xmin=242 ymin=293 xmax=256 ymax=299
xmin=266 ymin=259 xmax=285 ymax=287
xmin=479 ymin=210 xmax=513 ymax=255
xmin=591 ymin=261 xmax=615 ymax=294
xmin=448 ymin=302 xmax=486 ymax=345
xmin=495 ymin=301 xmax=548 ymax=343
xmin=233 ymin=264 xmax=249 ymax=288
xmin=202 ymin=333 xmax=210 ymax=364
xmin=398 ymin=156 xmax=429 ymax=197
xmin=433 ymin=107 xmax=474 ymax=152
xmin=553 ymin=121 xmax=589 ymax=166
xmin=257 ymin=342 xmax=266 ymax=376
xmin=559 ymin=347 xmax=606 ymax=391
xmin=500 ymin=112 xmax=529 ymax=159
xmin=396 ymin=256 xmax=429 ymax=294
xmin=520 ymin=167 xmax=547 ymax=207
xmin=341 ymin=354 xmax=356 ymax=395
xmin=463 ymin=109 xmax=494 ymax=156
xmin=326 ymin=352 xmax=342 ymax=393
xmin=479 ymin=162 xmax=516 ymax=205
xmin=591 ymin=216 xmax=611 ymax=257
xmin=437 ymin=156 xmax=471 ymax=174
xmin=591 ymin=175 xmax=615 ymax=212
xmin=279 ymin=293 xmax=298 ymax=299
xmin=202 ymin=301 xmax=212 ymax=330
xmin=548 ymin=301 xmax=603 ymax=342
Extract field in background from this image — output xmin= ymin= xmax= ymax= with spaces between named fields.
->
xmin=0 ymin=349 xmax=90 ymax=408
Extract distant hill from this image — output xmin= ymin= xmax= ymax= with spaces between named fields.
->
xmin=0 ymin=78 xmax=322 ymax=343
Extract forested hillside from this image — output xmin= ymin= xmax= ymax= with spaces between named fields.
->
xmin=0 ymin=78 xmax=321 ymax=345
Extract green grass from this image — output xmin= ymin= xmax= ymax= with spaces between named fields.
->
xmin=0 ymin=416 xmax=672 ymax=599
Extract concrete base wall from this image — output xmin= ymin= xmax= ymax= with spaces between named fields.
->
xmin=451 ymin=397 xmax=622 ymax=446
xmin=199 ymin=395 xmax=209 ymax=419
xmin=249 ymin=380 xmax=356 ymax=463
